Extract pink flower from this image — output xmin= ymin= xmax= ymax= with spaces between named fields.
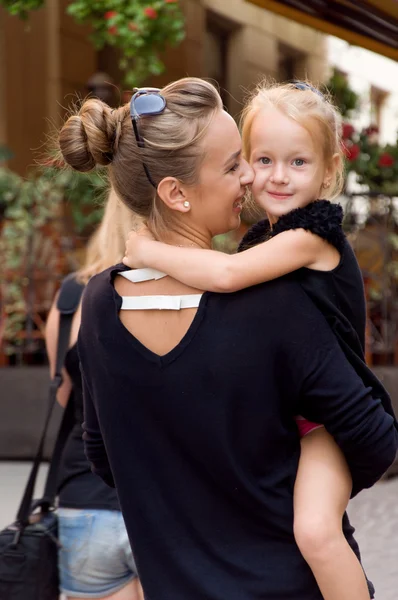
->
xmin=378 ymin=153 xmax=395 ymax=168
xmin=143 ymin=7 xmax=158 ymax=19
xmin=104 ymin=11 xmax=118 ymax=19
xmin=342 ymin=122 xmax=355 ymax=140
xmin=165 ymin=0 xmax=178 ymax=3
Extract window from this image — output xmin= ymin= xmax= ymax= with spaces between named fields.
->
xmin=278 ymin=43 xmax=307 ymax=82
xmin=370 ymin=85 xmax=388 ymax=131
xmin=205 ymin=11 xmax=238 ymax=110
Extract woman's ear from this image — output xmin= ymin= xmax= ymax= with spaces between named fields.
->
xmin=156 ymin=177 xmax=191 ymax=213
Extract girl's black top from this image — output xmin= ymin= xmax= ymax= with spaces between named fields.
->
xmin=238 ymin=200 xmax=396 ymax=425
xmin=56 ymin=283 xmax=120 ymax=511
xmin=78 ymin=203 xmax=397 ymax=599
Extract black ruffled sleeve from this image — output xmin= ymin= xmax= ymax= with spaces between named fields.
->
xmin=237 ymin=219 xmax=271 ymax=252
xmin=238 ymin=200 xmax=345 ymax=254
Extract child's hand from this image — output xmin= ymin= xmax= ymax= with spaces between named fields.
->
xmin=123 ymin=226 xmax=156 ymax=268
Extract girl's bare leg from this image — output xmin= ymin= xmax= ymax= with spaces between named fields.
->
xmin=294 ymin=427 xmax=369 ymax=600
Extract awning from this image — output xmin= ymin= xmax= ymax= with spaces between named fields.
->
xmin=246 ymin=0 xmax=398 ymax=61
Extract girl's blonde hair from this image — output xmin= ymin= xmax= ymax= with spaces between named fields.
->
xmin=58 ymin=78 xmax=223 ymax=239
xmin=76 ymin=188 xmax=141 ymax=284
xmin=241 ymin=80 xmax=344 ymax=200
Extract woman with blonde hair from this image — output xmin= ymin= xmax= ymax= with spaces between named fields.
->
xmin=45 ymin=189 xmax=143 ymax=600
xmin=77 ymin=189 xmax=141 ymax=284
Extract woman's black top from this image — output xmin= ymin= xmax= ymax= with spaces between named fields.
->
xmin=78 ymin=254 xmax=397 ymax=599
xmin=56 ymin=280 xmax=120 ymax=511
xmin=238 ymin=200 xmax=396 ymax=425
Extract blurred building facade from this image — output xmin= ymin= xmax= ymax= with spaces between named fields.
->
xmin=0 ymin=0 xmax=328 ymax=175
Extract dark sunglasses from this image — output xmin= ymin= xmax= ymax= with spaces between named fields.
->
xmin=293 ymin=80 xmax=325 ymax=100
xmin=130 ymin=88 xmax=167 ymax=188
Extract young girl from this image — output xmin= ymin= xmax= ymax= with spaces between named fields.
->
xmin=123 ymin=81 xmax=395 ymax=600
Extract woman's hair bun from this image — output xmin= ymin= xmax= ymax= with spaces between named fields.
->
xmin=59 ymin=98 xmax=117 ymax=172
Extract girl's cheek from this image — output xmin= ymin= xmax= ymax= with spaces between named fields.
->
xmin=252 ymin=170 xmax=264 ymax=187
xmin=252 ymin=166 xmax=260 ymax=179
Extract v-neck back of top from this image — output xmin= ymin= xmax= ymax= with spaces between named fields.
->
xmin=77 ymin=262 xmax=379 ymax=600
xmin=112 ymin=266 xmax=208 ymax=366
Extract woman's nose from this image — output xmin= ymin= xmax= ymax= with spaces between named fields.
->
xmin=241 ymin=159 xmax=254 ymax=185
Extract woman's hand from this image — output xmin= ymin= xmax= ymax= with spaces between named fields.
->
xmin=123 ymin=226 xmax=156 ymax=268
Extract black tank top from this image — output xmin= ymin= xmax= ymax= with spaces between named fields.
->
xmin=57 ymin=294 xmax=120 ymax=511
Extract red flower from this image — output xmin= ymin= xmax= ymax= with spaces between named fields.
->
xmin=104 ymin=10 xmax=117 ymax=19
xmin=143 ymin=7 xmax=158 ymax=19
xmin=128 ymin=22 xmax=139 ymax=31
xmin=108 ymin=25 xmax=118 ymax=35
xmin=343 ymin=143 xmax=360 ymax=161
xmin=342 ymin=122 xmax=355 ymax=140
xmin=165 ymin=0 xmax=178 ymax=3
xmin=378 ymin=153 xmax=395 ymax=168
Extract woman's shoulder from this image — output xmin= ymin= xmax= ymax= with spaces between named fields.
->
xmin=237 ymin=276 xmax=341 ymax=354
xmin=85 ymin=263 xmax=125 ymax=290
xmin=239 ymin=200 xmax=346 ymax=254
xmin=57 ymin=272 xmax=85 ymax=313
xmin=234 ymin=273 xmax=320 ymax=321
xmin=82 ymin=263 xmax=124 ymax=311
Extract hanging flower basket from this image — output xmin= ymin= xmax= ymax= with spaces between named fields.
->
xmin=0 ymin=0 xmax=185 ymax=87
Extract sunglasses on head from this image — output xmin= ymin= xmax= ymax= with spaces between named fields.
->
xmin=130 ymin=87 xmax=167 ymax=188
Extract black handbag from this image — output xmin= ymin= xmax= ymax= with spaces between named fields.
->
xmin=0 ymin=276 xmax=84 ymax=600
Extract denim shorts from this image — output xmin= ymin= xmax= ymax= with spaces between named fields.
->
xmin=58 ymin=508 xmax=138 ymax=598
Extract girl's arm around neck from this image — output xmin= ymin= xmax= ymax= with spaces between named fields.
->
xmin=124 ymin=229 xmax=328 ymax=293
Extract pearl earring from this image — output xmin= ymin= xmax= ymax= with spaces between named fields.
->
xmin=183 ymin=201 xmax=190 ymax=209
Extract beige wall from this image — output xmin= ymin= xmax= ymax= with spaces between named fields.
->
xmin=0 ymin=0 xmax=327 ymax=174
xmin=0 ymin=0 xmax=96 ymax=174
xmin=0 ymin=5 xmax=50 ymax=173
xmin=0 ymin=9 xmax=6 ymax=149
xmin=150 ymin=0 xmax=206 ymax=88
xmin=58 ymin=0 xmax=96 ymax=114
xmin=192 ymin=0 xmax=327 ymax=117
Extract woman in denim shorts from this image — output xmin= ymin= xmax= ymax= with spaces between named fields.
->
xmin=45 ymin=191 xmax=144 ymax=600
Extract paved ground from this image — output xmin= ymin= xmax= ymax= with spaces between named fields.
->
xmin=347 ymin=477 xmax=398 ymax=600
xmin=1 ymin=462 xmax=397 ymax=599
xmin=0 ymin=462 xmax=49 ymax=530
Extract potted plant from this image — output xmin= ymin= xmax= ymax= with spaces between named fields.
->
xmin=0 ymin=163 xmax=108 ymax=357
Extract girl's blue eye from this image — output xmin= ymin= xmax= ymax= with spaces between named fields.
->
xmin=260 ymin=157 xmax=271 ymax=165
xmin=293 ymin=158 xmax=305 ymax=166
